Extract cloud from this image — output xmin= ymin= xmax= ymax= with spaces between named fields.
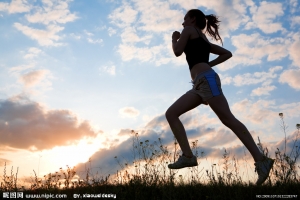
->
xmin=73 ymin=108 xmax=299 ymax=181
xmin=108 ymin=2 xmax=138 ymax=28
xmin=84 ymin=30 xmax=94 ymax=37
xmin=108 ymin=0 xmax=184 ymax=66
xmin=25 ymin=0 xmax=78 ymax=25
xmin=100 ymin=65 xmax=116 ymax=75
xmin=121 ymin=27 xmax=152 ymax=44
xmin=222 ymin=66 xmax=282 ymax=86
xmin=0 ymin=96 xmax=99 ymax=150
xmin=132 ymin=0 xmax=183 ymax=33
xmin=195 ymin=0 xmax=250 ymax=37
xmin=119 ymin=107 xmax=140 ymax=118
xmin=245 ymin=1 xmax=285 ymax=34
xmin=83 ymin=30 xmax=103 ymax=44
xmin=23 ymin=47 xmax=42 ymax=59
xmin=279 ymin=69 xmax=300 ymax=90
xmin=231 ymin=99 xmax=278 ymax=128
xmin=19 ymin=69 xmax=50 ymax=88
xmin=118 ymin=44 xmax=159 ymax=62
xmin=289 ymin=34 xmax=300 ymax=67
xmin=218 ymin=33 xmax=290 ymax=70
xmin=9 ymin=63 xmax=35 ymax=74
xmin=14 ymin=23 xmax=64 ymax=46
xmin=107 ymin=27 xmax=116 ymax=36
xmin=290 ymin=16 xmax=300 ymax=27
xmin=12 ymin=0 xmax=77 ymax=46
xmin=289 ymin=0 xmax=298 ymax=13
xmin=108 ymin=0 xmax=247 ymax=66
xmin=0 ymin=158 xmax=12 ymax=166
xmin=251 ymin=84 xmax=276 ymax=96
xmin=70 ymin=33 xmax=81 ymax=40
xmin=0 ymin=0 xmax=31 ymax=14
xmin=278 ymin=102 xmax=300 ymax=118
xmin=87 ymin=38 xmax=103 ymax=44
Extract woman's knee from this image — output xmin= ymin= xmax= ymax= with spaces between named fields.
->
xmin=165 ymin=108 xmax=179 ymax=121
xmin=220 ymin=115 xmax=238 ymax=128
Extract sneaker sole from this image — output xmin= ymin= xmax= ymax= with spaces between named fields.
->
xmin=168 ymin=162 xmax=198 ymax=169
xmin=256 ymin=159 xmax=274 ymax=185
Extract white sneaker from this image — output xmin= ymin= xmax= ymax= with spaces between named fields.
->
xmin=168 ymin=155 xmax=198 ymax=169
xmin=254 ymin=156 xmax=274 ymax=185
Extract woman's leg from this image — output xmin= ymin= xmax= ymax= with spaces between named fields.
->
xmin=206 ymin=94 xmax=264 ymax=162
xmin=165 ymin=92 xmax=204 ymax=157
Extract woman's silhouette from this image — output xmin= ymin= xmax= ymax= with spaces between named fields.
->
xmin=166 ymin=9 xmax=274 ymax=185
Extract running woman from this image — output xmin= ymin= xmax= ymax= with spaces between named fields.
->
xmin=166 ymin=9 xmax=274 ymax=185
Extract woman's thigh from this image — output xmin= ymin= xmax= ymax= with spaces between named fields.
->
xmin=166 ymin=92 xmax=204 ymax=118
xmin=206 ymin=94 xmax=236 ymax=124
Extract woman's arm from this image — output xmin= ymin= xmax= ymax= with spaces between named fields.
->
xmin=209 ymin=43 xmax=232 ymax=67
xmin=172 ymin=27 xmax=191 ymax=57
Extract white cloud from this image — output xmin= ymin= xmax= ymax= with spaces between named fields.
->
xmin=218 ymin=34 xmax=290 ymax=70
xmin=169 ymin=0 xmax=251 ymax=37
xmin=87 ymin=38 xmax=103 ymax=44
xmin=121 ymin=27 xmax=152 ymax=44
xmin=107 ymin=27 xmax=116 ymax=36
xmin=14 ymin=23 xmax=64 ymax=46
xmin=222 ymin=66 xmax=282 ymax=86
xmin=9 ymin=63 xmax=35 ymax=74
xmin=246 ymin=1 xmax=285 ymax=34
xmin=11 ymin=0 xmax=77 ymax=47
xmin=290 ymin=0 xmax=298 ymax=13
xmin=0 ymin=2 xmax=8 ymax=12
xmin=100 ymin=65 xmax=116 ymax=75
xmin=133 ymin=0 xmax=183 ymax=33
xmin=84 ymin=30 xmax=94 ymax=37
xmin=279 ymin=102 xmax=300 ymax=118
xmin=108 ymin=2 xmax=138 ymax=28
xmin=19 ymin=69 xmax=50 ymax=88
xmin=289 ymin=34 xmax=300 ymax=67
xmin=24 ymin=47 xmax=42 ymax=59
xmin=0 ymin=0 xmax=31 ymax=14
xmin=25 ymin=0 xmax=78 ymax=25
xmin=279 ymin=69 xmax=300 ymax=90
xmin=231 ymin=99 xmax=277 ymax=128
xmin=290 ymin=16 xmax=300 ymax=27
xmin=109 ymin=0 xmax=248 ymax=66
xmin=119 ymin=107 xmax=140 ymax=118
xmin=251 ymin=85 xmax=276 ymax=96
xmin=70 ymin=33 xmax=81 ymax=40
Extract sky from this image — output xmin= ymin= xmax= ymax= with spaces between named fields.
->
xmin=0 ymin=0 xmax=300 ymax=187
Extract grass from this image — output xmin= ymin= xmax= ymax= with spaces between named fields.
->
xmin=1 ymin=113 xmax=300 ymax=200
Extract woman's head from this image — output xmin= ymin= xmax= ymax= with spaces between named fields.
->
xmin=186 ymin=9 xmax=223 ymax=45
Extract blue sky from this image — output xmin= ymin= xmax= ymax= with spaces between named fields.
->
xmin=0 ymin=0 xmax=300 ymax=186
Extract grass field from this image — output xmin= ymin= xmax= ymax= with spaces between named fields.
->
xmin=1 ymin=114 xmax=300 ymax=199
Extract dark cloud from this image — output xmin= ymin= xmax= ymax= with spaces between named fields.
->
xmin=117 ymin=129 xmax=132 ymax=137
xmin=75 ymin=113 xmax=300 ymax=180
xmin=260 ymin=130 xmax=300 ymax=157
xmin=0 ymin=96 xmax=100 ymax=150
xmin=74 ymin=113 xmax=242 ymax=179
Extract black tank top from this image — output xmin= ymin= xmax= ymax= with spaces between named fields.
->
xmin=184 ymin=27 xmax=211 ymax=70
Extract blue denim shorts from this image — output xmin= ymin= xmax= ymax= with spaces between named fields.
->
xmin=186 ymin=69 xmax=223 ymax=101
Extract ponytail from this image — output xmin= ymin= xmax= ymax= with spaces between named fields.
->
xmin=205 ymin=14 xmax=223 ymax=46
xmin=187 ymin=9 xmax=223 ymax=46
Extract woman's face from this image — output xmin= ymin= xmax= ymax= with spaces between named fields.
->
xmin=182 ymin=14 xmax=195 ymax=27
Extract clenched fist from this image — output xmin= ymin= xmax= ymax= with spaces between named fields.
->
xmin=172 ymin=31 xmax=181 ymax=41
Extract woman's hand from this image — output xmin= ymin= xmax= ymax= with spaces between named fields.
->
xmin=172 ymin=31 xmax=181 ymax=41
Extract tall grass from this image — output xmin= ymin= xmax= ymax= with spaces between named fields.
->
xmin=1 ymin=113 xmax=300 ymax=199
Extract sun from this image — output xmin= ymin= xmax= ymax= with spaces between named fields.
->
xmin=37 ymin=135 xmax=105 ymax=176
